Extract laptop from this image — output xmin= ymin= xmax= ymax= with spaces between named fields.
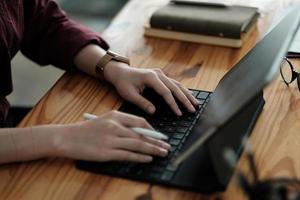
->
xmin=76 ymin=7 xmax=300 ymax=193
xmin=288 ymin=23 xmax=300 ymax=57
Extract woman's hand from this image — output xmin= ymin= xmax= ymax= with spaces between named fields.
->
xmin=104 ymin=61 xmax=199 ymax=116
xmin=55 ymin=111 xmax=171 ymax=163
xmin=73 ymin=45 xmax=198 ymax=115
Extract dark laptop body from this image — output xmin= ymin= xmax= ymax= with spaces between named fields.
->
xmin=76 ymin=7 xmax=300 ymax=193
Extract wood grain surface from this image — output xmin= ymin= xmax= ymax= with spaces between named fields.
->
xmin=1 ymin=0 xmax=300 ymax=199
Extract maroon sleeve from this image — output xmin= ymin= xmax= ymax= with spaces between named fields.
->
xmin=0 ymin=95 xmax=9 ymax=127
xmin=21 ymin=0 xmax=109 ymax=71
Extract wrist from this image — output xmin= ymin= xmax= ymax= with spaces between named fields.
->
xmin=50 ymin=124 xmax=75 ymax=158
xmin=29 ymin=125 xmax=67 ymax=158
xmin=95 ymin=50 xmax=130 ymax=82
xmin=103 ymin=60 xmax=130 ymax=84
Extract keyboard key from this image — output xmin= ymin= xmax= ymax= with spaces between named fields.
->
xmin=169 ymin=139 xmax=181 ymax=146
xmin=151 ymin=166 xmax=165 ymax=173
xmin=170 ymin=146 xmax=177 ymax=152
xmin=126 ymin=167 xmax=144 ymax=176
xmin=191 ymin=90 xmax=199 ymax=98
xmin=197 ymin=91 xmax=209 ymax=99
xmin=151 ymin=120 xmax=159 ymax=126
xmin=156 ymin=159 xmax=169 ymax=167
xmin=177 ymin=127 xmax=189 ymax=133
xmin=166 ymin=164 xmax=178 ymax=172
xmin=156 ymin=122 xmax=166 ymax=128
xmin=162 ymin=116 xmax=169 ymax=121
xmin=165 ymin=121 xmax=177 ymax=126
xmin=172 ymin=133 xmax=185 ymax=139
xmin=149 ymin=173 xmax=161 ymax=180
xmin=179 ymin=121 xmax=192 ymax=127
xmin=161 ymin=171 xmax=174 ymax=181
xmin=163 ymin=126 xmax=177 ymax=133
xmin=178 ymin=144 xmax=183 ymax=150
xmin=165 ymin=111 xmax=175 ymax=117
xmin=198 ymin=108 xmax=204 ymax=115
xmin=167 ymin=152 xmax=175 ymax=159
xmin=181 ymin=115 xmax=194 ymax=121
xmin=185 ymin=131 xmax=192 ymax=137
xmin=187 ymin=111 xmax=197 ymax=116
xmin=125 ymin=163 xmax=143 ymax=174
xmin=181 ymin=137 xmax=187 ymax=144
xmin=198 ymin=99 xmax=206 ymax=105
xmin=109 ymin=163 xmax=126 ymax=172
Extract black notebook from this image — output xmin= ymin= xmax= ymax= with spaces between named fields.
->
xmin=144 ymin=1 xmax=259 ymax=47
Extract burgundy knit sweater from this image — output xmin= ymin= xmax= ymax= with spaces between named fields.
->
xmin=0 ymin=0 xmax=109 ymax=126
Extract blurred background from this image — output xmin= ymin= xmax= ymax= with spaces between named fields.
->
xmin=8 ymin=0 xmax=284 ymax=109
xmin=7 ymin=0 xmax=128 ymax=108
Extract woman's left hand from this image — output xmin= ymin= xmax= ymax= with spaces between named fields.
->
xmin=104 ymin=61 xmax=199 ymax=116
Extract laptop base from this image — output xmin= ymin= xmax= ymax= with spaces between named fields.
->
xmin=76 ymin=89 xmax=265 ymax=193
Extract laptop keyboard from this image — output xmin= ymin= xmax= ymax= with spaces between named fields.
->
xmin=82 ymin=89 xmax=212 ymax=183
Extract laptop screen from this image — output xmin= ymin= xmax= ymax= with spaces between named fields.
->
xmin=173 ymin=6 xmax=300 ymax=166
xmin=205 ymin=7 xmax=300 ymax=127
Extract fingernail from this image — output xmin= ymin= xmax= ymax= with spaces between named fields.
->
xmin=163 ymin=142 xmax=171 ymax=150
xmin=145 ymin=156 xmax=153 ymax=162
xmin=189 ymin=105 xmax=196 ymax=112
xmin=192 ymin=98 xmax=198 ymax=105
xmin=177 ymin=109 xmax=182 ymax=116
xmin=160 ymin=148 xmax=168 ymax=157
xmin=147 ymin=105 xmax=155 ymax=114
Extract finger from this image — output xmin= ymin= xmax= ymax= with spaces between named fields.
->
xmin=125 ymin=86 xmax=156 ymax=114
xmin=145 ymin=73 xmax=182 ymax=116
xmin=114 ymin=137 xmax=168 ymax=157
xmin=142 ymin=136 xmax=171 ymax=150
xmin=109 ymin=111 xmax=154 ymax=130
xmin=115 ymin=126 xmax=170 ymax=150
xmin=173 ymin=80 xmax=199 ymax=106
xmin=160 ymin=75 xmax=196 ymax=113
xmin=109 ymin=149 xmax=153 ymax=163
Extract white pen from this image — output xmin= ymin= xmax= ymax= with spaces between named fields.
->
xmin=83 ymin=113 xmax=168 ymax=140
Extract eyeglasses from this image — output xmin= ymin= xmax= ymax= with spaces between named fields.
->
xmin=224 ymin=146 xmax=300 ymax=200
xmin=280 ymin=57 xmax=300 ymax=91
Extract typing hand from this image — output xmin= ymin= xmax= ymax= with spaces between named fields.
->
xmin=56 ymin=111 xmax=170 ymax=163
xmin=104 ymin=61 xmax=199 ymax=115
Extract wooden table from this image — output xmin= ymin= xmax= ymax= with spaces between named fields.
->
xmin=1 ymin=0 xmax=300 ymax=199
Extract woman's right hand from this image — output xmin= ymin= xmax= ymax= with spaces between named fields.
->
xmin=55 ymin=111 xmax=171 ymax=163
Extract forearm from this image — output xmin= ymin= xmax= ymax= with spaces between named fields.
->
xmin=74 ymin=44 xmax=107 ymax=78
xmin=74 ymin=44 xmax=130 ymax=85
xmin=0 ymin=125 xmax=66 ymax=165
